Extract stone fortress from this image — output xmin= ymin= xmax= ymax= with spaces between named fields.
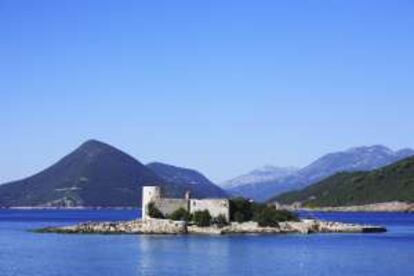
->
xmin=142 ymin=186 xmax=230 ymax=222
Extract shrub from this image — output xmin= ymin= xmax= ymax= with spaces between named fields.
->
xmin=251 ymin=202 xmax=267 ymax=216
xmin=230 ymin=197 xmax=299 ymax=225
xmin=254 ymin=206 xmax=280 ymax=227
xmin=234 ymin=211 xmax=245 ymax=223
xmin=276 ymin=209 xmax=299 ymax=222
xmin=212 ymin=214 xmax=228 ymax=228
xmin=254 ymin=206 xmax=299 ymax=227
xmin=229 ymin=197 xmax=253 ymax=222
xmin=169 ymin=207 xmax=191 ymax=221
xmin=147 ymin=202 xmax=164 ymax=219
xmin=193 ymin=210 xmax=212 ymax=227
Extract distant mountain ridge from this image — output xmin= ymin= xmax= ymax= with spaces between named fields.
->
xmin=220 ymin=166 xmax=299 ymax=189
xmin=298 ymin=145 xmax=414 ymax=183
xmin=0 ymin=140 xmax=226 ymax=207
xmin=224 ymin=145 xmax=414 ymax=202
xmin=147 ymin=162 xmax=227 ymax=198
xmin=272 ymin=156 xmax=414 ymax=206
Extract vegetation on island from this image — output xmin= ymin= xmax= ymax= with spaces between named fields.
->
xmin=146 ymin=203 xmax=226 ymax=227
xmin=169 ymin=207 xmax=191 ymax=222
xmin=147 ymin=202 xmax=165 ymax=219
xmin=212 ymin=214 xmax=228 ymax=228
xmin=229 ymin=197 xmax=299 ymax=227
xmin=273 ymin=156 xmax=414 ymax=207
xmin=192 ymin=210 xmax=213 ymax=227
xmin=148 ymin=198 xmax=298 ymax=228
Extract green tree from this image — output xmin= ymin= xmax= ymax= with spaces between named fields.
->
xmin=234 ymin=211 xmax=245 ymax=223
xmin=212 ymin=214 xmax=228 ymax=228
xmin=229 ymin=197 xmax=253 ymax=222
xmin=253 ymin=206 xmax=298 ymax=227
xmin=193 ymin=210 xmax=212 ymax=227
xmin=169 ymin=207 xmax=191 ymax=221
xmin=272 ymin=209 xmax=299 ymax=222
xmin=254 ymin=206 xmax=280 ymax=227
xmin=147 ymin=202 xmax=164 ymax=219
xmin=229 ymin=197 xmax=298 ymax=225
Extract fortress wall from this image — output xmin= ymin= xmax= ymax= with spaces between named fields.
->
xmin=154 ymin=199 xmax=188 ymax=216
xmin=142 ymin=186 xmax=161 ymax=220
xmin=190 ymin=199 xmax=230 ymax=221
xmin=142 ymin=186 xmax=230 ymax=222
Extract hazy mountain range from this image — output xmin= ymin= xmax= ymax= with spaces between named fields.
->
xmin=221 ymin=166 xmax=299 ymax=190
xmin=0 ymin=140 xmax=226 ymax=207
xmin=222 ymin=145 xmax=414 ymax=202
xmin=273 ymin=155 xmax=414 ymax=206
xmin=1 ymin=141 xmax=413 ymax=207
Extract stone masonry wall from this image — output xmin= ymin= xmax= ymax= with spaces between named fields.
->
xmin=154 ymin=198 xmax=188 ymax=217
xmin=142 ymin=186 xmax=230 ymax=222
xmin=190 ymin=199 xmax=230 ymax=221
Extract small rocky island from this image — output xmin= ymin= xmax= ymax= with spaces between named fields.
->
xmin=37 ymin=186 xmax=386 ymax=235
xmin=38 ymin=217 xmax=386 ymax=235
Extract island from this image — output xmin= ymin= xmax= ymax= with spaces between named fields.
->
xmin=37 ymin=186 xmax=386 ymax=235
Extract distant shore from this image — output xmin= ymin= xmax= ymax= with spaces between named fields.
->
xmin=300 ymin=201 xmax=414 ymax=213
xmin=0 ymin=206 xmax=139 ymax=210
xmin=2 ymin=201 xmax=414 ymax=212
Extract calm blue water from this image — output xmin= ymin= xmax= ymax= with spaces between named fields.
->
xmin=0 ymin=209 xmax=413 ymax=276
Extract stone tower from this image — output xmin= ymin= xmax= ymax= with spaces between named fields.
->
xmin=142 ymin=186 xmax=161 ymax=220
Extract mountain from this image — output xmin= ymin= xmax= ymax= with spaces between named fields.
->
xmin=224 ymin=145 xmax=414 ymax=202
xmin=272 ymin=156 xmax=414 ymax=206
xmin=297 ymin=145 xmax=414 ymax=184
xmin=147 ymin=162 xmax=227 ymax=198
xmin=0 ymin=140 xmax=225 ymax=207
xmin=220 ymin=166 xmax=299 ymax=189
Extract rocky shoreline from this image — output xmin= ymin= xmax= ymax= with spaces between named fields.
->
xmin=36 ymin=218 xmax=386 ymax=235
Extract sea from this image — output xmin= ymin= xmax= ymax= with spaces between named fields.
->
xmin=0 ymin=209 xmax=413 ymax=276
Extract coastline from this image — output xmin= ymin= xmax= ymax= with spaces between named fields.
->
xmin=36 ymin=218 xmax=387 ymax=235
xmin=299 ymin=201 xmax=414 ymax=213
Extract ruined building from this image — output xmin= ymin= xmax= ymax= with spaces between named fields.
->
xmin=142 ymin=186 xmax=230 ymax=222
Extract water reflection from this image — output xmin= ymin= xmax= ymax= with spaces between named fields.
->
xmin=136 ymin=235 xmax=233 ymax=275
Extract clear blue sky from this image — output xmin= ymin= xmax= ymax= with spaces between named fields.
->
xmin=1 ymin=0 xmax=413 ymax=184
